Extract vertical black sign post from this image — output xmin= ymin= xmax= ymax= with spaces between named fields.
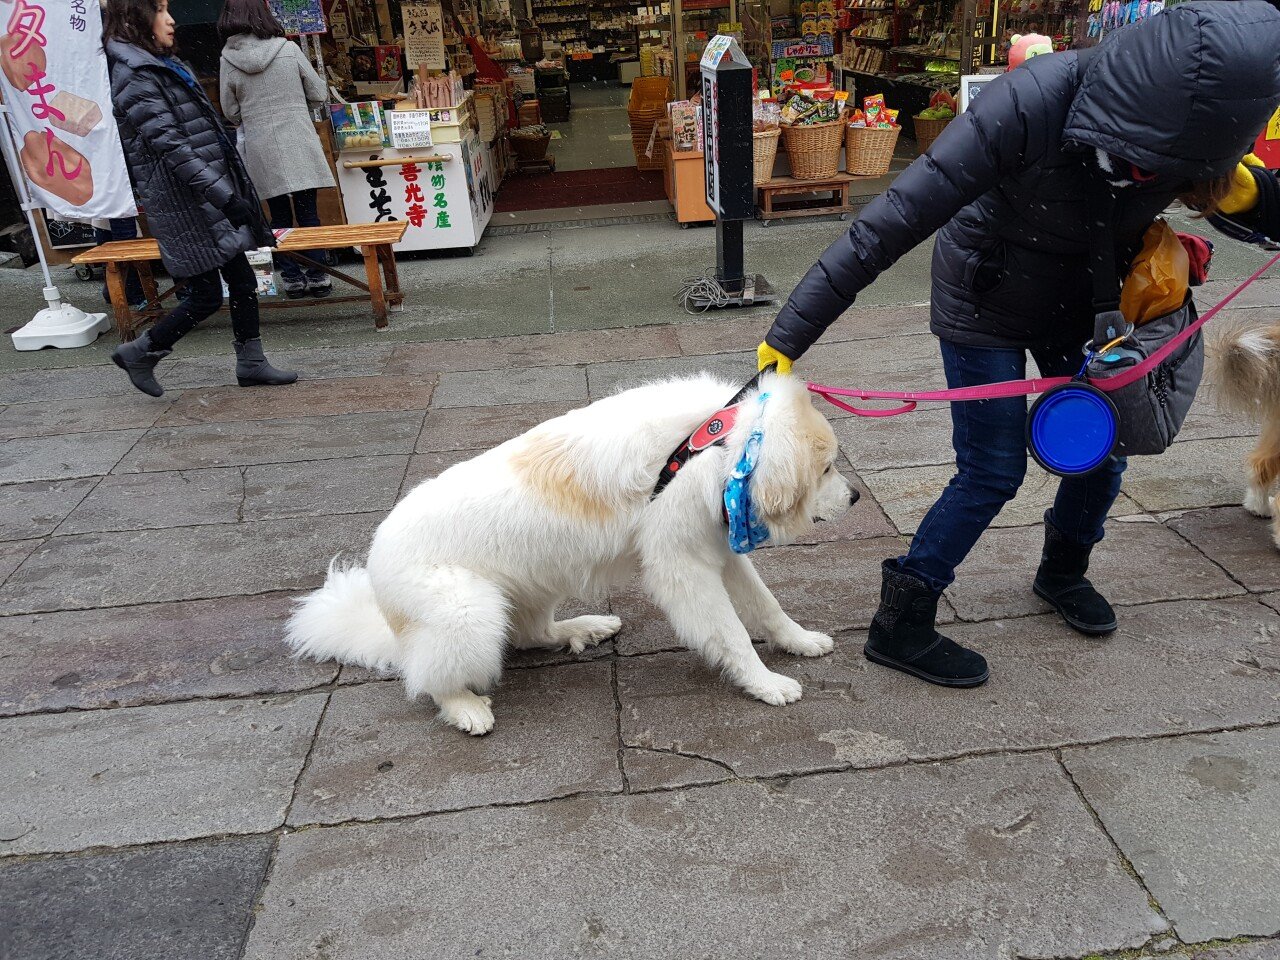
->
xmin=691 ymin=35 xmax=773 ymax=309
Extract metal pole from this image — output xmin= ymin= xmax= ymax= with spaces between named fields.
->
xmin=715 ymin=218 xmax=744 ymax=292
xmin=0 ymin=99 xmax=55 ymax=290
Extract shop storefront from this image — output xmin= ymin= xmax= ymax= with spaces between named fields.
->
xmin=167 ymin=0 xmax=502 ymax=248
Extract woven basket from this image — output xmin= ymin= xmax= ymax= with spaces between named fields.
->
xmin=629 ymin=104 xmax=667 ymax=170
xmin=753 ymin=128 xmax=780 ymax=184
xmin=510 ymin=133 xmax=550 ymax=163
xmin=845 ymin=123 xmax=900 ymax=176
xmin=913 ymin=115 xmax=952 ymax=156
xmin=780 ymin=120 xmax=844 ymax=181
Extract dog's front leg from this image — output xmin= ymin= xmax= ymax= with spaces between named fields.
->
xmin=645 ymin=563 xmax=803 ymax=706
xmin=723 ymin=554 xmax=834 ymax=658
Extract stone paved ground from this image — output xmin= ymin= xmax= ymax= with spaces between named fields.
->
xmin=1 ymin=215 xmax=1280 ymax=960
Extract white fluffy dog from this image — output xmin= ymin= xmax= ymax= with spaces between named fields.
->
xmin=286 ymin=372 xmax=856 ymax=734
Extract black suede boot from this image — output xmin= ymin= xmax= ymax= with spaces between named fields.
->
xmin=864 ymin=560 xmax=990 ymax=687
xmin=234 ymin=338 xmax=298 ymax=387
xmin=1032 ymin=513 xmax=1117 ymax=635
xmin=111 ymin=332 xmax=170 ymax=397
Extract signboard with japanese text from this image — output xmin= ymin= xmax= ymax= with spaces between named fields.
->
xmin=267 ymin=0 xmax=327 ymax=36
xmin=323 ymin=0 xmax=351 ymax=39
xmin=699 ymin=35 xmax=753 ymax=220
xmin=402 ymin=0 xmax=447 ymax=72
xmin=0 ymin=0 xmax=135 ymax=219
xmin=388 ymin=110 xmax=433 ymax=150
xmin=336 ymin=136 xmax=494 ymax=250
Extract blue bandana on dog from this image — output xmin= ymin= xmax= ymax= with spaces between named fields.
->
xmin=724 ymin=393 xmax=771 ymax=554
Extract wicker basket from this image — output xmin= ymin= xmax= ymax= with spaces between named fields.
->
xmin=753 ymin=128 xmax=781 ymax=184
xmin=629 ymin=104 xmax=668 ymax=171
xmin=780 ymin=120 xmax=845 ymax=181
xmin=912 ymin=115 xmax=952 ymax=156
xmin=845 ymin=123 xmax=901 ymax=176
xmin=510 ymin=133 xmax=550 ymax=163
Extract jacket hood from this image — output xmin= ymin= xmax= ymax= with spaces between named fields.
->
xmin=221 ymin=34 xmax=289 ymax=74
xmin=1063 ymin=0 xmax=1280 ymax=181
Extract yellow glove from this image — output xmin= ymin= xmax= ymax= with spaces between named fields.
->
xmin=757 ymin=341 xmax=793 ymax=374
xmin=1220 ymin=154 xmax=1265 ymax=216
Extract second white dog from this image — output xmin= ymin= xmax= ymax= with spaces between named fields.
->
xmin=287 ymin=372 xmax=856 ymax=734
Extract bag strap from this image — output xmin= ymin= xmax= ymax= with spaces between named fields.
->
xmin=1087 ymin=173 xmax=1129 ymax=345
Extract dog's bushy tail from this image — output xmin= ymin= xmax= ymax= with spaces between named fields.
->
xmin=285 ymin=559 xmax=399 ymax=671
xmin=1211 ymin=322 xmax=1280 ymax=421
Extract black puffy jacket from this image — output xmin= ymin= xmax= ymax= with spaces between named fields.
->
xmin=766 ymin=0 xmax=1280 ymax=359
xmin=106 ymin=40 xmax=273 ymax=279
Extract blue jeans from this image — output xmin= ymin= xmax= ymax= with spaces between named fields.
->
xmin=95 ymin=218 xmax=145 ymax=306
xmin=265 ymin=189 xmax=326 ymax=283
xmin=899 ymin=340 xmax=1127 ymax=594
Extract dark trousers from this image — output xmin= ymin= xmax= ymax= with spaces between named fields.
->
xmin=265 ymin=189 xmax=325 ymax=282
xmin=147 ymin=253 xmax=260 ymax=350
xmin=95 ymin=218 xmax=145 ymax=306
xmin=898 ymin=339 xmax=1127 ymax=594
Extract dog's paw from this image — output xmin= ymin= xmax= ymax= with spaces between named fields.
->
xmin=743 ymin=671 xmax=803 ymax=706
xmin=438 ymin=693 xmax=495 ymax=736
xmin=1244 ymin=485 xmax=1274 ymax=518
xmin=771 ymin=629 xmax=835 ymax=658
xmin=556 ymin=615 xmax=623 ymax=654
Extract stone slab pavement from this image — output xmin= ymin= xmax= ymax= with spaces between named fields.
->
xmin=1 ymin=214 xmax=1279 ymax=960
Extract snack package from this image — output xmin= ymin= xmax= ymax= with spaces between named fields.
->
xmin=863 ymin=93 xmax=885 ymax=125
xmin=1120 ymin=219 xmax=1190 ymax=325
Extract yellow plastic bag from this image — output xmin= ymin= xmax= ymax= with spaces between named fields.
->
xmin=1120 ymin=219 xmax=1189 ymax=326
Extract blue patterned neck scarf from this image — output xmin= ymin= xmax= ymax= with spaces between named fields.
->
xmin=724 ymin=393 xmax=771 ymax=554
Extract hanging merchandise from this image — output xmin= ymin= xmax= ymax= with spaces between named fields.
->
xmin=266 ymin=0 xmax=328 ymax=36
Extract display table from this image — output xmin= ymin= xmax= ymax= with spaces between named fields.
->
xmin=756 ymin=173 xmax=877 ymax=223
xmin=663 ymin=146 xmax=714 ymax=226
xmin=336 ymin=133 xmax=496 ymax=251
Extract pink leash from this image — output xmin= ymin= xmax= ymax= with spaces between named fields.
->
xmin=807 ymin=249 xmax=1280 ymax=418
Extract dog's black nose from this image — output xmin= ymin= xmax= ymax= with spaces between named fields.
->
xmin=848 ymin=488 xmax=861 ymax=506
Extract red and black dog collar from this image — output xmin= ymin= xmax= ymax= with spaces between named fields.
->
xmin=651 ymin=371 xmax=765 ymax=500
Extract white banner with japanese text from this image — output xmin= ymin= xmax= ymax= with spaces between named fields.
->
xmin=0 ymin=0 xmax=136 ymax=219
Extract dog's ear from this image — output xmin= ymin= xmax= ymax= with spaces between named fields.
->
xmin=750 ymin=382 xmax=835 ymax=521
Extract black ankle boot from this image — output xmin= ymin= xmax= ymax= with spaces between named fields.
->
xmin=865 ymin=560 xmax=989 ymax=687
xmin=1032 ymin=514 xmax=1117 ymax=635
xmin=111 ymin=332 xmax=170 ymax=397
xmin=234 ymin=338 xmax=298 ymax=387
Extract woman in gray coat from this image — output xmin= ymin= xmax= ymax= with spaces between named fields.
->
xmin=219 ymin=0 xmax=335 ymax=298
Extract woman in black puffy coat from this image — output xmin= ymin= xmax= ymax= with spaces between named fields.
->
xmin=104 ymin=0 xmax=295 ymax=396
xmin=758 ymin=1 xmax=1280 ymax=688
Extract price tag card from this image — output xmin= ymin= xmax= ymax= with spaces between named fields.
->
xmin=389 ymin=110 xmax=434 ymax=150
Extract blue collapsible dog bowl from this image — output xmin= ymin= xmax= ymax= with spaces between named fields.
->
xmin=1026 ymin=382 xmax=1119 ymax=477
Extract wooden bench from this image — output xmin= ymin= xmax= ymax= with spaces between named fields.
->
xmin=757 ymin=173 xmax=874 ymax=224
xmin=71 ymin=222 xmax=408 ymax=338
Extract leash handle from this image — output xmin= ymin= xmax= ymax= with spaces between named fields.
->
xmin=816 ymin=395 xmax=918 ymax=417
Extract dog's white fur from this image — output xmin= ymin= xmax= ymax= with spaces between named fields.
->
xmin=286 ymin=373 xmax=855 ymax=734
xmin=1212 ymin=321 xmax=1280 ymax=548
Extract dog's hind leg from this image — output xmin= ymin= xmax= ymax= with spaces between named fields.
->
xmin=395 ymin=567 xmax=508 ymax=736
xmin=1245 ymin=420 xmax=1280 ymax=519
xmin=723 ymin=554 xmax=834 ymax=658
xmin=644 ymin=561 xmax=803 ymax=706
xmin=511 ymin=601 xmax=622 ymax=654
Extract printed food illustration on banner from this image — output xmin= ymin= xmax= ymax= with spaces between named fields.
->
xmin=0 ymin=0 xmax=135 ymax=218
